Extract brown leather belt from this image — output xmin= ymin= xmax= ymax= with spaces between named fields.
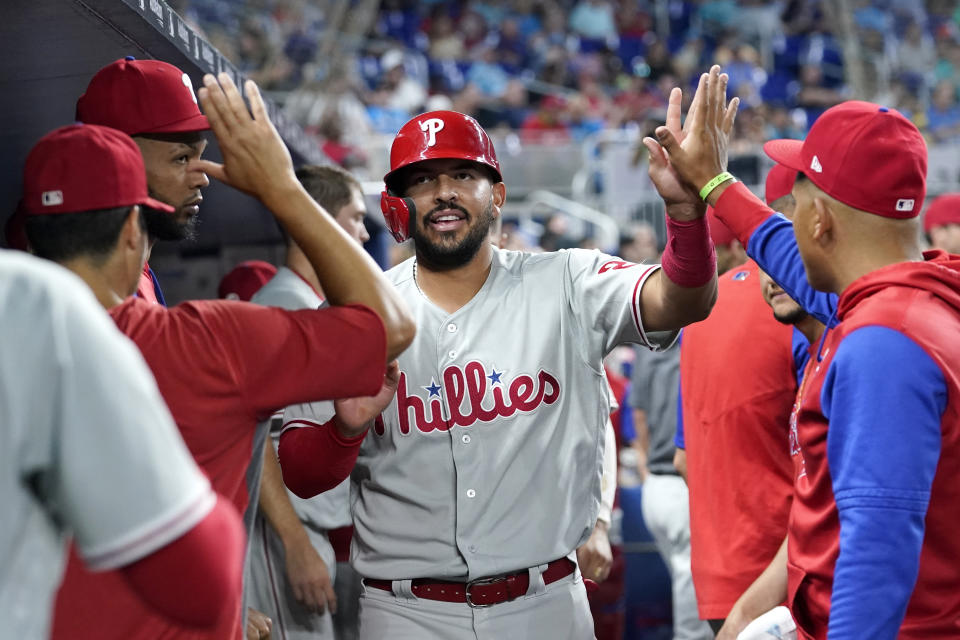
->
xmin=364 ymin=558 xmax=576 ymax=608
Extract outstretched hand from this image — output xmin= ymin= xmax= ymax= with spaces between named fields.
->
xmin=643 ymin=65 xmax=740 ymax=202
xmin=642 ymin=87 xmax=701 ymax=210
xmin=195 ymin=73 xmax=298 ymax=205
xmin=333 ymin=361 xmax=401 ymax=437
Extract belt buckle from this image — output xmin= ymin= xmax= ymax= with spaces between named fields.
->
xmin=464 ymin=575 xmax=507 ymax=609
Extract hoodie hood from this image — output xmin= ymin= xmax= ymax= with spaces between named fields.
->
xmin=838 ymin=249 xmax=960 ymax=320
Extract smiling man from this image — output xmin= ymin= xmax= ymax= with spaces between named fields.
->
xmin=282 ymin=107 xmax=721 ymax=639
xmin=76 ymin=56 xmax=211 ymax=304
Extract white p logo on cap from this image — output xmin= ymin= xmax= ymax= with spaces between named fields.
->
xmin=420 ymin=118 xmax=445 ymax=147
xmin=182 ymin=73 xmax=198 ymax=104
xmin=42 ymin=190 xmax=63 ymax=206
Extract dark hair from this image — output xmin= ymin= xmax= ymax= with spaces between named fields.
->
xmin=279 ymin=165 xmax=363 ymax=244
xmin=25 ymin=206 xmax=144 ymax=265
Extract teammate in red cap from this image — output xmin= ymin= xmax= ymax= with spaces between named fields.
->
xmin=288 ymin=96 xmax=718 ymax=636
xmin=923 ymin=193 xmax=960 ymax=254
xmin=218 ymin=260 xmax=278 ymax=301
xmin=653 ymin=65 xmax=960 ymax=639
xmin=77 ymin=56 xmax=212 ymax=305
xmin=25 ymin=74 xmax=414 ymax=640
xmin=673 ymin=173 xmax=803 ymax=634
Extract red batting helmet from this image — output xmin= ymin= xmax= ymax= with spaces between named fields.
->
xmin=380 ymin=111 xmax=502 ymax=242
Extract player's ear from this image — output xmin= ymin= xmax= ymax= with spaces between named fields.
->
xmin=119 ymin=205 xmax=148 ymax=254
xmin=811 ymin=197 xmax=834 ymax=247
xmin=492 ymin=181 xmax=506 ymax=210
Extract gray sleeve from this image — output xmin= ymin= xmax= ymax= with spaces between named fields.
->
xmin=628 ymin=345 xmax=652 ymax=410
xmin=53 ymin=284 xmax=213 ymax=570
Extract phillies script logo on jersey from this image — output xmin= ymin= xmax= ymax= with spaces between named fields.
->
xmin=374 ymin=361 xmax=561 ymax=435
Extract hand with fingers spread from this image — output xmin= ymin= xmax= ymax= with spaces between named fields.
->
xmin=642 ymin=87 xmax=705 ymax=220
xmin=195 ymin=73 xmax=299 ymax=207
xmin=643 ymin=65 xmax=740 ymax=206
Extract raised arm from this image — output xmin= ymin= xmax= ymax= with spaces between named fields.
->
xmin=646 ymin=65 xmax=836 ymax=324
xmin=637 ymin=85 xmax=723 ymax=331
xmin=196 ymin=73 xmax=414 ymax=360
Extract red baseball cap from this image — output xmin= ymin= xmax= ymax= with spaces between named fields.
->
xmin=763 ymin=101 xmax=927 ymax=219
xmin=76 ymin=57 xmax=209 ymax=136
xmin=218 ymin=260 xmax=278 ymax=301
xmin=22 ymin=124 xmax=175 ymax=216
xmin=765 ymin=163 xmax=796 ymax=205
xmin=707 ymin=206 xmax=737 ymax=247
xmin=923 ymin=193 xmax=960 ymax=232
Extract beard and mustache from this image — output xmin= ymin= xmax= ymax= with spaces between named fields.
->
xmin=412 ymin=199 xmax=495 ymax=270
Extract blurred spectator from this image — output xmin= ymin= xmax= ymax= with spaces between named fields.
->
xmin=316 ymin=110 xmax=368 ymax=171
xmin=927 ymin=80 xmax=960 ymax=142
xmin=539 ymin=213 xmax=576 ymax=251
xmin=467 ymin=46 xmax=512 ymax=99
xmin=378 ymin=49 xmax=427 ymax=114
xmin=521 ymin=95 xmax=572 ymax=143
xmin=923 ymin=193 xmax=960 ymax=253
xmin=428 ymin=11 xmax=466 ymax=60
xmin=496 ymin=17 xmax=531 ymax=71
xmin=569 ymin=0 xmax=617 ymax=42
xmin=618 ymin=223 xmax=659 ymax=264
xmin=897 ymin=21 xmax=937 ymax=78
xmin=792 ymin=64 xmax=846 ymax=122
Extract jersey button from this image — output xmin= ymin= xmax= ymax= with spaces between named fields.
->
xmin=448 ymin=350 xmax=457 ymax=359
xmin=468 ymin=545 xmax=478 ymax=553
xmin=461 ymin=434 xmax=471 ymax=444
xmin=447 ymin=323 xmax=458 ymax=333
xmin=466 ymin=489 xmax=476 ymax=498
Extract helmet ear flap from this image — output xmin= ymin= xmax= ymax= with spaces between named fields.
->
xmin=380 ymin=191 xmax=416 ymax=242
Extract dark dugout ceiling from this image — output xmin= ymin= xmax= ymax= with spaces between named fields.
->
xmin=0 ymin=0 xmax=326 ymax=249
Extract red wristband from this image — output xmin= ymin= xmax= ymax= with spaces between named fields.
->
xmin=660 ymin=215 xmax=716 ymax=288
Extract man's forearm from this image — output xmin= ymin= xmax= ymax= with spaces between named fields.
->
xmin=258 ymin=439 xmax=311 ymax=549
xmin=731 ymin=535 xmax=789 ymax=622
xmin=262 ymin=182 xmax=414 ymax=361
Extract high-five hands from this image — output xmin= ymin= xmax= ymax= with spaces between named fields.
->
xmin=642 ymin=65 xmax=740 ymax=210
xmin=195 ymin=73 xmax=298 ymax=206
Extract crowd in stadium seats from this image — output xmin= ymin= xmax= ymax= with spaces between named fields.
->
xmin=177 ymin=0 xmax=960 ymax=154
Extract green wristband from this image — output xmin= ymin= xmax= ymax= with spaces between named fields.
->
xmin=699 ymin=171 xmax=735 ymax=201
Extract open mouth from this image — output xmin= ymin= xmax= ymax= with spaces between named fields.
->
xmin=427 ymin=209 xmax=467 ymax=232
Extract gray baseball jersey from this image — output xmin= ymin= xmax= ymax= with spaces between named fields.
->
xmin=0 ymin=251 xmax=213 ymax=639
xmin=283 ymin=247 xmax=673 ymax=581
xmin=246 ymin=266 xmax=349 ymax=640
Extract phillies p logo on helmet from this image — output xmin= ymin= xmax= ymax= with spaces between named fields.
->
xmin=419 ymin=118 xmax=445 ymax=147
xmin=382 ymin=110 xmax=502 ymax=242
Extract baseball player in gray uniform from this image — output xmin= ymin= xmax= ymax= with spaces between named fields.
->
xmin=247 ymin=165 xmax=370 ymax=640
xmin=0 ymin=249 xmax=245 ymax=639
xmin=281 ymin=97 xmax=722 ymax=639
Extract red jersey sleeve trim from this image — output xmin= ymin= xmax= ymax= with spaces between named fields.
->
xmin=82 ymin=486 xmax=216 ymax=571
xmin=631 ymin=264 xmax=660 ymax=348
xmin=713 ymin=181 xmax=777 ymax=249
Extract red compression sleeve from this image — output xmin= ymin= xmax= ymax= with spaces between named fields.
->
xmin=278 ymin=418 xmax=366 ymax=499
xmin=712 ymin=181 xmax=777 ymax=249
xmin=660 ymin=215 xmax=716 ymax=287
xmin=120 ymin=496 xmax=244 ymax=629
